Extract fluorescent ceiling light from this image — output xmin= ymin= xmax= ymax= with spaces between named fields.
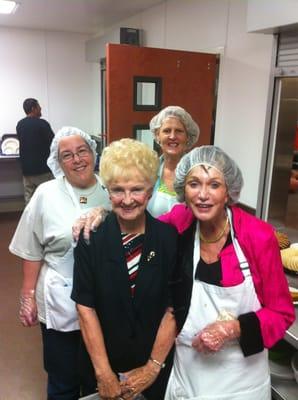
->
xmin=0 ymin=1 xmax=19 ymax=14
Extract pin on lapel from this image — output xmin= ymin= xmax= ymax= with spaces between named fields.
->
xmin=147 ymin=251 xmax=155 ymax=262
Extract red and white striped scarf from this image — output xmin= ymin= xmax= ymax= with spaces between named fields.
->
xmin=122 ymin=233 xmax=144 ymax=296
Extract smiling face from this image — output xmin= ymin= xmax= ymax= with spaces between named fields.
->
xmin=184 ymin=165 xmax=229 ymax=224
xmin=156 ymin=117 xmax=188 ymax=160
xmin=108 ymin=169 xmax=152 ymax=232
xmin=58 ymin=135 xmax=96 ymax=188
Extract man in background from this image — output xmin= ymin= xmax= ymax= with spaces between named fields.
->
xmin=16 ymin=98 xmax=54 ymax=204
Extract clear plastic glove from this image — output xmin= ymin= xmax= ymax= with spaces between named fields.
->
xmin=192 ymin=320 xmax=240 ymax=353
xmin=72 ymin=206 xmax=108 ymax=243
xmin=19 ymin=290 xmax=38 ymax=327
xmin=120 ymin=361 xmax=160 ymax=399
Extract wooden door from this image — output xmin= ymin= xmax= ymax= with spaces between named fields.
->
xmin=106 ymin=44 xmax=218 ymax=146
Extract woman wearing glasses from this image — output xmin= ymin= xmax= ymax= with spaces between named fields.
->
xmin=9 ymin=126 xmax=110 ymax=400
xmin=71 ymin=138 xmax=177 ymax=400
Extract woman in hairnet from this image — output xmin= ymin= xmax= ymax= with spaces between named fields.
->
xmin=147 ymin=105 xmax=200 ymax=217
xmin=9 ymin=127 xmax=110 ymax=400
xmin=160 ymin=145 xmax=295 ymax=400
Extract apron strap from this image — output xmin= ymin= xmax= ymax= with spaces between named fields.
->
xmin=227 ymin=208 xmax=250 ymax=277
xmin=193 ymin=208 xmax=251 ymax=279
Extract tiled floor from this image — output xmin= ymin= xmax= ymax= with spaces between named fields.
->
xmin=0 ymin=212 xmax=46 ymax=400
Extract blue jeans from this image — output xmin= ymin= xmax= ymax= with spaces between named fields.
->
xmin=40 ymin=324 xmax=96 ymax=400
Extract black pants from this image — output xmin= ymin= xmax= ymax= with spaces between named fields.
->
xmin=40 ymin=324 xmax=96 ymax=400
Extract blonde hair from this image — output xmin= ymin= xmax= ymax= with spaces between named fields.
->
xmin=100 ymin=138 xmax=159 ymax=187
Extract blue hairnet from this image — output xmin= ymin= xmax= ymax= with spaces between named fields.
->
xmin=47 ymin=126 xmax=97 ymax=178
xmin=174 ymin=145 xmax=243 ymax=204
xmin=149 ymin=106 xmax=200 ymax=149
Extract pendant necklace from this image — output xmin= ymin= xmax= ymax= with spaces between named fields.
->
xmin=199 ymin=216 xmax=229 ymax=244
xmin=73 ymin=181 xmax=98 ymax=205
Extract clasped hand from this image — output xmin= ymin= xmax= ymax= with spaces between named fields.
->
xmin=192 ymin=320 xmax=240 ymax=353
xmin=97 ymin=362 xmax=159 ymax=400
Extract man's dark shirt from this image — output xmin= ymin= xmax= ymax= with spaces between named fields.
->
xmin=16 ymin=116 xmax=54 ymax=176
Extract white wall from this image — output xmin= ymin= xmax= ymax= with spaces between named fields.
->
xmin=247 ymin=0 xmax=298 ymax=33
xmin=0 ymin=27 xmax=97 ymax=137
xmin=89 ymin=0 xmax=274 ymax=208
xmin=215 ymin=1 xmax=273 ymax=208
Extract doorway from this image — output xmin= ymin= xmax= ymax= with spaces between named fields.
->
xmin=103 ymin=44 xmax=219 ymax=146
xmin=264 ymin=77 xmax=298 ymax=243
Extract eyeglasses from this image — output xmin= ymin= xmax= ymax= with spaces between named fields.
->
xmin=109 ymin=188 xmax=148 ymax=199
xmin=59 ymin=147 xmax=91 ymax=163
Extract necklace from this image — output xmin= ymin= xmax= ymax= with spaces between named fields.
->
xmin=199 ymin=216 xmax=229 ymax=244
xmin=73 ymin=180 xmax=98 ymax=204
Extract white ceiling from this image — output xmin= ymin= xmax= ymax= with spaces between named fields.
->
xmin=0 ymin=0 xmax=164 ymax=35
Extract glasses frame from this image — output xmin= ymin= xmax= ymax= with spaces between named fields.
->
xmin=59 ymin=147 xmax=91 ymax=163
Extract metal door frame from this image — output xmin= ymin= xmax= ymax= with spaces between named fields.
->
xmin=256 ymin=34 xmax=298 ymax=220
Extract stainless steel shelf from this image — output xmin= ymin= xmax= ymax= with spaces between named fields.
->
xmin=285 ymin=307 xmax=298 ymax=349
xmin=271 ymin=376 xmax=298 ymax=400
xmin=285 ymin=274 xmax=298 ymax=349
xmin=271 ymin=273 xmax=298 ymax=400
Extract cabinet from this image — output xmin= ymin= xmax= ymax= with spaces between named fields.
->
xmin=271 ymin=274 xmax=298 ymax=400
xmin=0 ymin=155 xmax=24 ymax=212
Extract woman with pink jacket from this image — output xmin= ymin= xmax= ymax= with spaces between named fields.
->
xmin=73 ymin=145 xmax=295 ymax=400
xmin=161 ymin=145 xmax=294 ymax=400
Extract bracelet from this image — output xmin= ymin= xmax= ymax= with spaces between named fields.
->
xmin=149 ymin=356 xmax=166 ymax=369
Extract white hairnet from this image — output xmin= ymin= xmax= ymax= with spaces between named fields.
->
xmin=174 ymin=145 xmax=243 ymax=204
xmin=149 ymin=105 xmax=200 ymax=149
xmin=47 ymin=126 xmax=97 ymax=178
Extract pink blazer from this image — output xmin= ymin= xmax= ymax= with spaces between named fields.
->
xmin=159 ymin=204 xmax=295 ymax=348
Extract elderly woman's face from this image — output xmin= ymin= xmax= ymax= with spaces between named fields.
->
xmin=156 ymin=117 xmax=188 ymax=159
xmin=58 ymin=135 xmax=95 ymax=188
xmin=184 ymin=165 xmax=228 ymax=223
xmin=108 ymin=169 xmax=152 ymax=229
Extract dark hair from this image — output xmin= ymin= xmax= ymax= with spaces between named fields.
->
xmin=23 ymin=98 xmax=39 ymax=114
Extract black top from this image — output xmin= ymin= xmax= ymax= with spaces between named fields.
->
xmin=72 ymin=211 xmax=177 ymax=399
xmin=16 ymin=116 xmax=54 ymax=175
xmin=195 ymin=234 xmax=232 ymax=285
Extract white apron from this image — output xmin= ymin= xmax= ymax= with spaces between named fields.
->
xmin=165 ymin=209 xmax=270 ymax=400
xmin=44 ymin=177 xmax=97 ymax=332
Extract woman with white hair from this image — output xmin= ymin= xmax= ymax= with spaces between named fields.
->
xmin=9 ymin=127 xmax=110 ymax=400
xmin=161 ymin=145 xmax=295 ymax=400
xmin=147 ymin=105 xmax=200 ymax=217
xmin=72 ymin=139 xmax=177 ymax=400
